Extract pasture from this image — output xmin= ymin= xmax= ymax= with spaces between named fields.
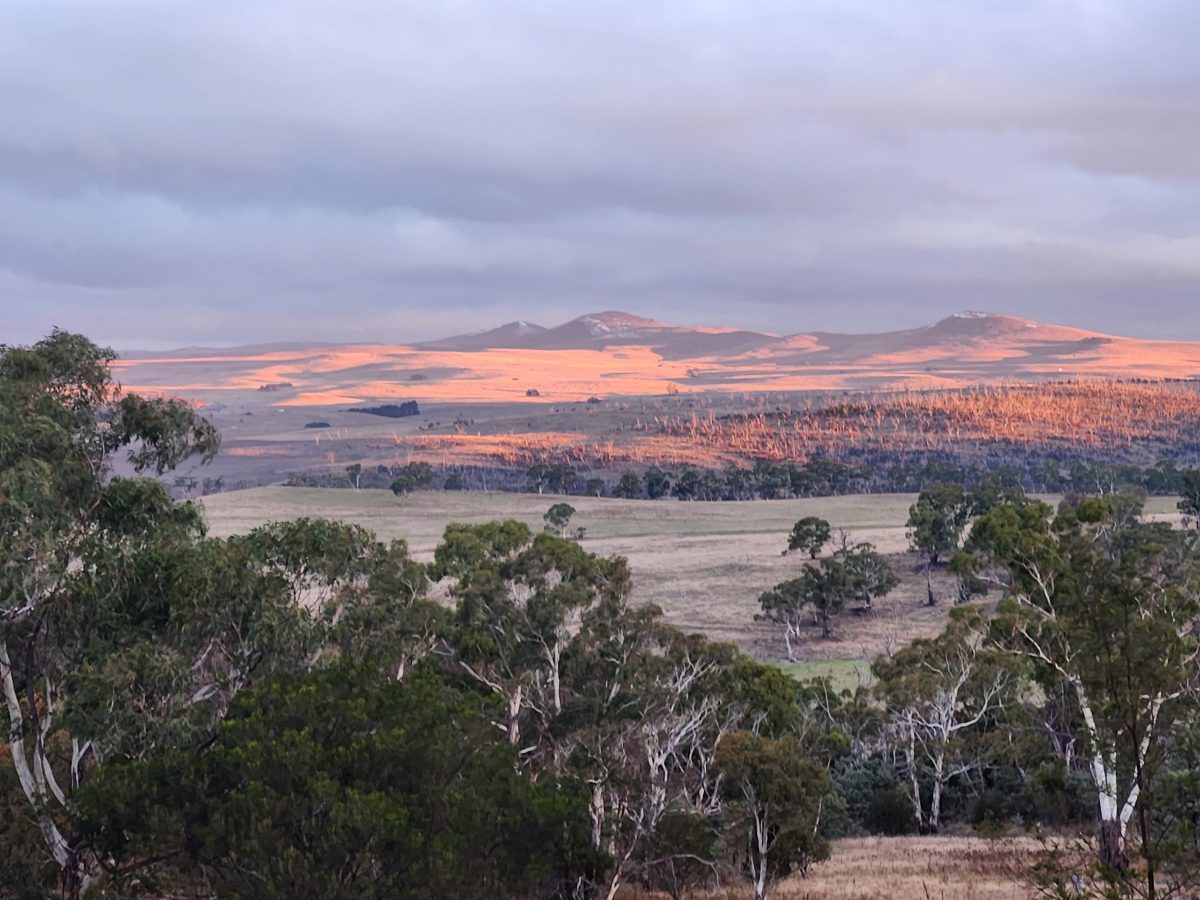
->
xmin=201 ymin=486 xmax=1180 ymax=662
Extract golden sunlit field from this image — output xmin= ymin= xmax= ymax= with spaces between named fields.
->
xmin=116 ymin=312 xmax=1200 ymax=491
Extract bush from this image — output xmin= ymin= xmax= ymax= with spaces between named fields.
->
xmin=833 ymin=759 xmax=916 ymax=836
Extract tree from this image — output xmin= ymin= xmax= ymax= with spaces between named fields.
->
xmin=612 ymin=470 xmax=642 ymax=499
xmin=400 ymin=459 xmax=435 ymax=489
xmin=757 ymin=560 xmax=848 ymax=654
xmin=716 ymin=731 xmax=833 ymax=900
xmin=907 ymin=483 xmax=971 ymax=566
xmin=644 ymin=467 xmax=671 ymax=500
xmin=873 ymin=607 xmax=1019 ymax=833
xmin=0 ymin=333 xmax=442 ymax=893
xmin=756 ymin=577 xmax=810 ymax=661
xmin=80 ymin=665 xmax=603 ymax=899
xmin=586 ymin=477 xmax=605 ymax=498
xmin=547 ymin=462 xmax=578 ymax=494
xmin=907 ymin=483 xmax=972 ymax=605
xmin=0 ymin=332 xmax=226 ymax=890
xmin=544 ymin=502 xmax=577 ymax=537
xmin=344 ymin=462 xmax=362 ymax=489
xmin=1177 ymin=467 xmax=1200 ymax=525
xmin=526 ymin=463 xmax=551 ymax=494
xmin=837 ymin=542 xmax=897 ymax=611
xmin=971 ymin=497 xmax=1200 ymax=887
xmin=389 ymin=474 xmax=414 ymax=497
xmin=564 ymin=621 xmax=738 ymax=900
xmin=432 ymin=522 xmax=631 ymax=748
xmin=787 ymin=517 xmax=831 ymax=558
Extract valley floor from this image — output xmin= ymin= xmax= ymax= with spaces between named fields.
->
xmin=201 ymin=487 xmax=1180 ymax=662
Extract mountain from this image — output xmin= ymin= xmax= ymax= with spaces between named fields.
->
xmin=756 ymin=311 xmax=1112 ymax=366
xmin=114 ymin=310 xmax=1200 ymax=406
xmin=420 ymin=310 xmax=777 ymax=358
xmin=419 ymin=320 xmax=548 ymax=351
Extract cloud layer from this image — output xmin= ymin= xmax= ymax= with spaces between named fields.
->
xmin=3 ymin=0 xmax=1200 ymax=347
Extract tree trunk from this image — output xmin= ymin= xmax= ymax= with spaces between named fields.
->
xmin=904 ymin=717 xmax=924 ymax=832
xmin=925 ymin=561 xmax=936 ymax=607
xmin=1098 ymin=817 xmax=1129 ymax=874
xmin=505 ymin=686 xmax=522 ymax=745
xmin=928 ymin=752 xmax=944 ymax=834
xmin=753 ymin=810 xmax=769 ymax=900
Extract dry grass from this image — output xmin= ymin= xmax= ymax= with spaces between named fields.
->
xmin=200 ymin=488 xmax=1180 ymax=659
xmin=616 ymin=836 xmax=1041 ymax=900
xmin=201 ymin=487 xmax=945 ymax=656
xmin=773 ymin=835 xmax=1038 ymax=900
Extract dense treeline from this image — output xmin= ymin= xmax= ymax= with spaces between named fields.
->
xmin=287 ymin=453 xmax=1195 ymax=504
xmin=5 ymin=333 xmax=1200 ymax=900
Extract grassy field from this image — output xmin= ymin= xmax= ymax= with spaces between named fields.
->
xmin=766 ymin=835 xmax=1039 ymax=900
xmin=776 ymin=659 xmax=874 ymax=693
xmin=201 ymin=487 xmax=1182 ymax=662
xmin=614 ymin=835 xmax=1042 ymax=899
xmin=202 ymin=487 xmax=934 ymax=657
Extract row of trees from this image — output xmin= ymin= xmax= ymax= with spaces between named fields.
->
xmin=756 ymin=490 xmax=1200 ymax=896
xmin=286 ymin=449 xmax=1200 ymax=503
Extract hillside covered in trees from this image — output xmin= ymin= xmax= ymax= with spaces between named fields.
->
xmin=4 ymin=333 xmax=1200 ymax=899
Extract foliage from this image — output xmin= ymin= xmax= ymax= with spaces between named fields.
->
xmin=612 ymin=470 xmax=642 ymax=499
xmin=906 ymin=482 xmax=972 ymax=565
xmin=873 ymin=606 xmax=1021 ymax=834
xmin=717 ymin=731 xmax=834 ymax=900
xmin=971 ymin=495 xmax=1200 ymax=889
xmin=787 ymin=516 xmax=831 ymax=558
xmin=543 ymin=502 xmax=576 ymax=537
xmin=82 ymin=665 xmax=603 ymax=899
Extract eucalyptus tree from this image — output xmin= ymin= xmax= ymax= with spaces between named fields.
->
xmin=873 ymin=606 xmax=1020 ymax=833
xmin=0 ymin=331 xmax=221 ymax=890
xmin=837 ymin=542 xmax=898 ymax=612
xmin=907 ymin=482 xmax=973 ymax=605
xmin=0 ymin=333 xmax=437 ymax=894
xmin=757 ymin=560 xmax=849 ymax=651
xmin=969 ymin=497 xmax=1200 ymax=890
xmin=562 ymin=610 xmax=744 ymax=900
xmin=716 ymin=731 xmax=833 ymax=900
xmin=544 ymin=502 xmax=577 ymax=537
xmin=432 ymin=521 xmax=631 ymax=750
xmin=787 ymin=517 xmax=831 ymax=558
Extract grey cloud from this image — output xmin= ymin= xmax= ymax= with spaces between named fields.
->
xmin=2 ymin=0 xmax=1200 ymax=347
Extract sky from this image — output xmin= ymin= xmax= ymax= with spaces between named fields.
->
xmin=4 ymin=0 xmax=1200 ymax=348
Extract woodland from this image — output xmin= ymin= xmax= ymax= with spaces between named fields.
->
xmin=3 ymin=333 xmax=1200 ymax=900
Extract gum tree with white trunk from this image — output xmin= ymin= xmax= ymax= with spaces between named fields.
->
xmin=968 ymin=497 xmax=1200 ymax=893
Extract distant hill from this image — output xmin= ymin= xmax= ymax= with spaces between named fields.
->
xmin=419 ymin=310 xmax=776 ymax=358
xmin=113 ymin=310 xmax=1200 ymax=406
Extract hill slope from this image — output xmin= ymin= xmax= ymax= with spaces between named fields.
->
xmin=113 ymin=310 xmax=1200 ymax=406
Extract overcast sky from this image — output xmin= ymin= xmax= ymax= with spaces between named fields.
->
xmin=4 ymin=1 xmax=1200 ymax=348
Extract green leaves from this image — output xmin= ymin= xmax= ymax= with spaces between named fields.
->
xmin=81 ymin=664 xmax=603 ymax=899
xmin=787 ymin=516 xmax=831 ymax=558
xmin=112 ymin=394 xmax=220 ymax=475
xmin=906 ymin=482 xmax=972 ymax=564
xmin=716 ymin=731 xmax=834 ymax=894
